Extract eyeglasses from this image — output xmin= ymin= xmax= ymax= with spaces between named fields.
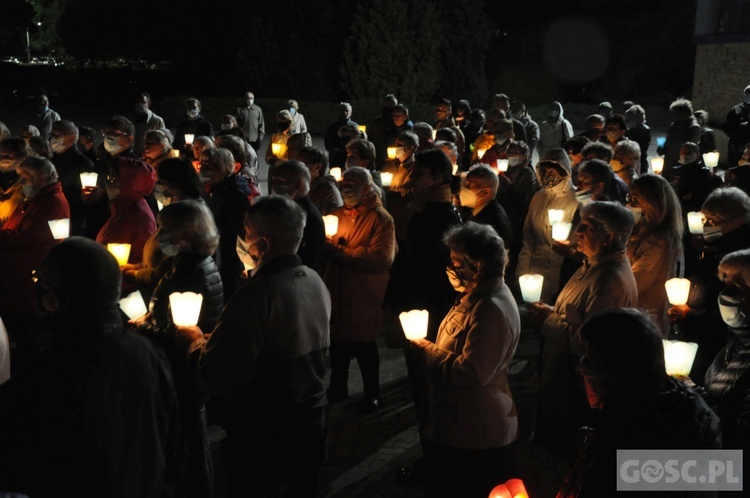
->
xmin=101 ymin=129 xmax=129 ymax=138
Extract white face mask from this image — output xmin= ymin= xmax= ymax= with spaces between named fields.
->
xmin=50 ymin=137 xmax=67 ymax=154
xmin=575 ymin=188 xmax=593 ymax=205
xmin=158 ymin=232 xmax=180 ymax=257
xmin=508 ymin=157 xmax=523 ymax=167
xmin=394 ymin=147 xmax=407 ymax=162
xmin=103 ymin=136 xmax=121 ymax=154
xmin=627 ymin=205 xmax=643 ymax=223
xmin=22 ymin=184 xmax=40 ymax=199
xmin=718 ymin=292 xmax=748 ymax=328
xmin=221 ymin=124 xmax=232 ymax=131
xmin=445 ymin=265 xmax=467 ymax=293
xmin=186 ymin=109 xmax=199 ymax=119
xmin=236 ymin=235 xmax=259 ymax=271
xmin=458 ymin=186 xmax=477 ymax=209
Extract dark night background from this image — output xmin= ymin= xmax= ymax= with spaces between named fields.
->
xmin=1 ymin=0 xmax=697 ymax=127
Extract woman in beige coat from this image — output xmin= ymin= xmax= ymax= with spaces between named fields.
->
xmin=324 ymin=167 xmax=396 ymax=413
xmin=626 ymin=174 xmax=684 ymax=335
xmin=410 ymin=222 xmax=521 ymax=498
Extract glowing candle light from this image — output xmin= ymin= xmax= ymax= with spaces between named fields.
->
xmin=381 ymin=171 xmax=393 ymax=187
xmin=47 ymin=219 xmax=69 ymax=239
xmin=518 ymin=274 xmax=544 ymax=303
xmin=665 ymin=277 xmax=691 ymax=306
xmin=687 ymin=211 xmax=704 ymax=234
xmin=387 ymin=147 xmax=398 ymax=160
xmin=476 ymin=148 xmax=488 ymax=159
xmin=80 ymin=172 xmax=98 ymax=188
xmin=169 ymin=292 xmax=203 ymax=327
xmin=322 ymin=215 xmax=339 ymax=238
xmin=663 ymin=340 xmax=699 ymax=378
xmin=452 ymin=163 xmax=459 ymax=175
xmin=358 ymin=125 xmax=367 ymax=133
xmin=703 ymin=151 xmax=719 ymax=169
xmin=184 ymin=134 xmax=194 ymax=146
xmin=119 ymin=290 xmax=148 ymax=320
xmin=496 ymin=158 xmax=509 ymax=173
xmin=548 ymin=209 xmax=564 ymax=225
xmin=431 ymin=129 xmax=437 ymax=140
xmin=329 ymin=167 xmax=342 ymax=182
xmin=399 ymin=309 xmax=429 ymax=340
xmin=551 ymin=221 xmax=572 ymax=241
xmin=656 ymin=136 xmax=666 ymax=148
xmin=271 ymin=142 xmax=286 ymax=157
xmin=107 ymin=243 xmax=131 ymax=266
xmin=650 ymin=157 xmax=664 ymax=175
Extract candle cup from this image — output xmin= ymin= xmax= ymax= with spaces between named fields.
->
xmin=48 ymin=218 xmax=70 ymax=239
xmin=184 ymin=134 xmax=195 ymax=146
xmin=496 ymin=158 xmax=509 ymax=173
xmin=357 ymin=125 xmax=367 ymax=133
xmin=551 ymin=221 xmax=572 ymax=241
xmin=476 ymin=148 xmax=488 ymax=160
xmin=119 ymin=290 xmax=148 ymax=320
xmin=452 ymin=163 xmax=459 ymax=176
xmin=169 ymin=292 xmax=203 ymax=327
xmin=322 ymin=215 xmax=339 ymax=238
xmin=380 ymin=171 xmax=393 ymax=187
xmin=329 ymin=167 xmax=342 ymax=182
xmin=548 ymin=209 xmax=564 ymax=225
xmin=80 ymin=172 xmax=98 ymax=188
xmin=663 ymin=339 xmax=699 ymax=378
xmin=387 ymin=147 xmax=398 ymax=160
xmin=271 ymin=142 xmax=286 ymax=157
xmin=687 ymin=211 xmax=705 ymax=234
xmin=431 ymin=129 xmax=437 ymax=140
xmin=703 ymin=151 xmax=719 ymax=169
xmin=518 ymin=274 xmax=544 ymax=303
xmin=398 ymin=309 xmax=429 ymax=340
xmin=107 ymin=243 xmax=131 ymax=266
xmin=665 ymin=277 xmax=691 ymax=306
xmin=650 ymin=157 xmax=664 ymax=175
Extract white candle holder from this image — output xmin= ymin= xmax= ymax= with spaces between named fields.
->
xmin=271 ymin=142 xmax=285 ymax=157
xmin=650 ymin=157 xmax=664 ymax=175
xmin=551 ymin=221 xmax=572 ymax=241
xmin=169 ymin=292 xmax=203 ymax=326
xmin=380 ymin=171 xmax=393 ymax=187
xmin=398 ymin=309 xmax=429 ymax=340
xmin=48 ymin=219 xmax=70 ymax=239
xmin=329 ymin=167 xmax=342 ymax=182
xmin=476 ymin=148 xmax=488 ymax=159
xmin=387 ymin=147 xmax=398 ymax=160
xmin=687 ymin=212 xmax=705 ymax=234
xmin=107 ymin=243 xmax=131 ymax=266
xmin=702 ymin=151 xmax=719 ymax=169
xmin=80 ymin=172 xmax=98 ymax=188
xmin=184 ymin=134 xmax=195 ymax=146
xmin=322 ymin=215 xmax=339 ymax=238
xmin=357 ymin=125 xmax=367 ymax=133
xmin=518 ymin=274 xmax=544 ymax=303
xmin=119 ymin=290 xmax=148 ymax=320
xmin=663 ymin=339 xmax=699 ymax=378
xmin=665 ymin=277 xmax=691 ymax=306
xmin=548 ymin=209 xmax=564 ymax=225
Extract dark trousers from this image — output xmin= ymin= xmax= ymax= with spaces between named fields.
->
xmin=328 ymin=340 xmax=380 ymax=400
xmin=424 ymin=439 xmax=517 ymax=498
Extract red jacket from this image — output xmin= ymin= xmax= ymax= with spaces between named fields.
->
xmin=0 ymin=182 xmax=70 ymax=313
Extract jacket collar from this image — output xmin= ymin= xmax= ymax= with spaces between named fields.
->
xmin=252 ymin=254 xmax=302 ymax=279
xmin=454 ymin=275 xmax=504 ymax=312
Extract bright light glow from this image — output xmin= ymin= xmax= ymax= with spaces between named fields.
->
xmin=358 ymin=125 xmax=367 ymax=133
xmin=663 ymin=340 xmax=699 ymax=378
xmin=518 ymin=274 xmax=544 ymax=303
xmin=119 ymin=290 xmax=148 ymax=320
xmin=184 ymin=134 xmax=194 ymax=145
xmin=330 ymin=167 xmax=342 ymax=182
xmin=399 ymin=309 xmax=429 ymax=340
xmin=387 ymin=147 xmax=398 ymax=160
xmin=548 ymin=209 xmax=564 ymax=225
xmin=497 ymin=158 xmax=509 ymax=173
xmin=551 ymin=221 xmax=572 ymax=241
xmin=665 ymin=277 xmax=691 ymax=306
xmin=650 ymin=157 xmax=664 ymax=175
xmin=687 ymin=212 xmax=705 ymax=234
xmin=107 ymin=243 xmax=131 ymax=266
xmin=477 ymin=148 xmax=488 ymax=159
xmin=381 ymin=171 xmax=393 ymax=187
xmin=80 ymin=172 xmax=98 ymax=188
xmin=322 ymin=215 xmax=339 ymax=238
xmin=703 ymin=151 xmax=719 ymax=168
xmin=48 ymin=219 xmax=69 ymax=239
xmin=169 ymin=292 xmax=203 ymax=326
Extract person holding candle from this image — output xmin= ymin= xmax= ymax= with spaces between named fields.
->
xmin=527 ymin=201 xmax=638 ymax=463
xmin=174 ymin=196 xmax=331 ymax=498
xmin=557 ymin=308 xmax=721 ymax=497
xmin=129 ymin=199 xmax=223 ymax=498
xmin=517 ymin=148 xmax=579 ymax=304
xmin=323 ymin=167 xmax=396 ymax=413
xmin=173 ymin=97 xmax=213 ymax=152
xmin=0 ymin=237 xmax=187 ymax=497
xmin=325 ymin=102 xmax=358 ymax=168
xmin=409 ymin=221 xmax=521 ymax=498
xmin=703 ymin=248 xmax=750 ymax=484
xmin=610 ymin=139 xmax=641 ymax=187
xmin=345 ymin=138 xmax=384 ymax=194
xmin=297 ymin=146 xmax=343 ymax=216
xmin=658 ymin=98 xmax=701 ymax=181
xmin=141 ymin=129 xmax=174 ymax=172
xmin=472 ymin=117 xmax=514 ymax=167
xmin=625 ymin=174 xmax=685 ymax=335
xmin=0 ymin=138 xmax=32 ymax=224
xmin=264 ymin=109 xmax=295 ymax=175
xmin=0 ymin=156 xmax=70 ymax=374
xmin=668 ymin=187 xmax=750 ymax=384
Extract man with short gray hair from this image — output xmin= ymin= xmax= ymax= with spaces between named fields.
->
xmin=235 ymin=91 xmax=265 ymax=151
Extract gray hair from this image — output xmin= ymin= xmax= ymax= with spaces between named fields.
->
xmin=245 ymin=195 xmax=307 ymax=252
xmin=580 ymin=201 xmax=635 ymax=252
xmin=443 ymin=221 xmax=508 ymax=277
xmin=466 ymin=163 xmax=499 ymax=194
xmin=201 ymin=147 xmax=235 ymax=177
xmin=157 ymin=199 xmax=220 ymax=256
xmin=614 ymin=139 xmax=641 ymax=166
xmin=702 ymin=186 xmax=750 ymax=222
xmin=52 ymin=120 xmax=79 ymax=140
xmin=273 ymin=159 xmax=311 ymax=197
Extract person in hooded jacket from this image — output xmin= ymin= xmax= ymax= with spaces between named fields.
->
xmin=516 ymin=148 xmax=579 ymax=304
xmin=537 ymin=102 xmax=574 ymax=158
xmin=323 ymin=167 xmax=396 ymax=413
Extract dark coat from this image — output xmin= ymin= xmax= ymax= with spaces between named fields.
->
xmin=52 ymin=144 xmax=96 ymax=236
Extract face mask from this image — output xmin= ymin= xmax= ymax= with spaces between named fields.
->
xmin=289 ymin=108 xmax=296 ymax=115
xmin=626 ymin=120 xmax=637 ymax=129
xmin=345 ymin=157 xmax=362 ymax=169
xmin=703 ymin=225 xmax=722 ymax=242
xmin=678 ymin=154 xmax=697 ymax=165
xmin=393 ymin=147 xmax=406 ymax=162
xmin=542 ymin=174 xmax=564 ymax=189
xmin=103 ymin=136 xmax=121 ymax=154
xmin=511 ymin=112 xmax=523 ymax=120
xmin=221 ymin=124 xmax=232 ymax=131
xmin=271 ymin=183 xmax=292 ymax=198
xmin=718 ymin=292 xmax=748 ymax=328
xmin=50 ymin=138 xmax=67 ymax=154
xmin=628 ymin=205 xmax=643 ymax=223
xmin=341 ymin=185 xmax=363 ymax=207
xmin=508 ymin=157 xmax=523 ymax=167
xmin=445 ymin=265 xmax=467 ymax=293
xmin=154 ymin=191 xmax=171 ymax=207
xmin=575 ymin=189 xmax=593 ymax=205
xmin=610 ymin=159 xmax=626 ymax=173
xmin=186 ymin=109 xmax=199 ymax=119
xmin=199 ymin=173 xmax=213 ymax=184
xmin=22 ymin=184 xmax=39 ymax=198
xmin=158 ymin=233 xmax=180 ymax=257
xmin=548 ymin=111 xmax=559 ymax=120
xmin=105 ymin=186 xmax=120 ymax=200
xmin=236 ymin=235 xmax=260 ymax=271
xmin=246 ymin=99 xmax=254 ymax=107
xmin=277 ymin=122 xmax=290 ymax=132
xmin=458 ymin=186 xmax=477 ymax=208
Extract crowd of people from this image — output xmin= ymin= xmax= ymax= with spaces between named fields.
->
xmin=0 ymin=88 xmax=748 ymax=498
